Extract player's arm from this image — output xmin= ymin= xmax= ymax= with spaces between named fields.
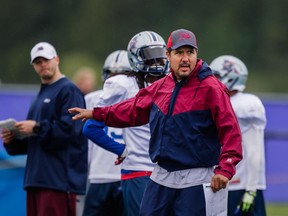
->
xmin=237 ymin=95 xmax=266 ymax=189
xmin=237 ymin=98 xmax=266 ymax=214
xmin=82 ymin=119 xmax=126 ymax=157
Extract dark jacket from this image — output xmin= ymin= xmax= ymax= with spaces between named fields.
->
xmin=93 ymin=60 xmax=242 ymax=180
xmin=4 ymin=77 xmax=88 ymax=194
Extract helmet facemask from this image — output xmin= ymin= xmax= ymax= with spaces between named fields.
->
xmin=128 ymin=31 xmax=169 ymax=75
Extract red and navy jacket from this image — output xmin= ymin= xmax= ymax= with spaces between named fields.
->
xmin=93 ymin=59 xmax=242 ymax=180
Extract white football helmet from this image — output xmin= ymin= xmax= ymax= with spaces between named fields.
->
xmin=102 ymin=50 xmax=132 ymax=81
xmin=127 ymin=31 xmax=169 ymax=75
xmin=210 ymin=55 xmax=248 ymax=92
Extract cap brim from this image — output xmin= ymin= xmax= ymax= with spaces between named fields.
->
xmin=170 ymin=42 xmax=198 ymax=50
xmin=31 ymin=53 xmax=55 ymax=63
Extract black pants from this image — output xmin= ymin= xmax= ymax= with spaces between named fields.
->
xmin=83 ymin=181 xmax=123 ymax=216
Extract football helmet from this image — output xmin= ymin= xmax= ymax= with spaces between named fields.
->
xmin=127 ymin=31 xmax=169 ymax=75
xmin=102 ymin=50 xmax=132 ymax=81
xmin=210 ymin=55 xmax=248 ymax=92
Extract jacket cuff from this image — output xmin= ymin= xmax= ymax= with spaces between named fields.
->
xmin=214 ymin=168 xmax=232 ymax=180
xmin=92 ymin=108 xmax=103 ymax=121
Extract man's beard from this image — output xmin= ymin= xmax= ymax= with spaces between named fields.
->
xmin=41 ymin=73 xmax=53 ymax=81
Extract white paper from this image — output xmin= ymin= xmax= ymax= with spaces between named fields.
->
xmin=202 ymin=183 xmax=228 ymax=216
xmin=0 ymin=118 xmax=30 ymax=139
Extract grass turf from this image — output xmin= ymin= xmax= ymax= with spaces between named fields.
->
xmin=266 ymin=203 xmax=288 ymax=216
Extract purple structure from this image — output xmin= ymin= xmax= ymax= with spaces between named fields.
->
xmin=0 ymin=89 xmax=288 ymax=215
xmin=263 ymin=100 xmax=288 ymax=203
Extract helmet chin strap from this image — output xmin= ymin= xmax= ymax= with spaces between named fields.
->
xmin=144 ymin=80 xmax=152 ymax=87
xmin=228 ymin=77 xmax=239 ymax=91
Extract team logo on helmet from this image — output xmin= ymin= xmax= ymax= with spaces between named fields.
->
xmin=222 ymin=59 xmax=240 ymax=75
xmin=210 ymin=55 xmax=248 ymax=92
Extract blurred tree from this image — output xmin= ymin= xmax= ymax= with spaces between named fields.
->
xmin=0 ymin=0 xmax=287 ymax=92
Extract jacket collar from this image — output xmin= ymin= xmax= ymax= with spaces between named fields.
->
xmin=197 ymin=61 xmax=213 ymax=81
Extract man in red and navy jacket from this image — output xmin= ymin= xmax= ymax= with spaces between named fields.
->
xmin=69 ymin=29 xmax=242 ymax=216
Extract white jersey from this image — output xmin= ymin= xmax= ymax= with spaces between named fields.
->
xmin=228 ymin=92 xmax=267 ymax=191
xmin=98 ymin=74 xmax=155 ymax=172
xmin=85 ymin=90 xmax=122 ymax=183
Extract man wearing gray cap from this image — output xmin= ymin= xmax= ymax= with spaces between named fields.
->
xmin=69 ymin=29 xmax=242 ymax=216
xmin=1 ymin=42 xmax=88 ymax=216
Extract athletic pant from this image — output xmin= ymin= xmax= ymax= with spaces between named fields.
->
xmin=121 ymin=176 xmax=150 ymax=216
xmin=140 ymin=180 xmax=228 ymax=216
xmin=82 ymin=182 xmax=123 ymax=216
xmin=26 ymin=188 xmax=76 ymax=216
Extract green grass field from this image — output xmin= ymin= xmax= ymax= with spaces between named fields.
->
xmin=266 ymin=203 xmax=288 ymax=216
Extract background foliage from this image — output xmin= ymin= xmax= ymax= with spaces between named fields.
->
xmin=0 ymin=0 xmax=287 ymax=92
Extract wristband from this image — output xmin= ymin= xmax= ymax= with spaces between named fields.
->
xmin=33 ymin=122 xmax=42 ymax=134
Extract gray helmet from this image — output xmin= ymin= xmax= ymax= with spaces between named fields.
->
xmin=210 ymin=55 xmax=248 ymax=92
xmin=127 ymin=31 xmax=169 ymax=75
xmin=102 ymin=50 xmax=132 ymax=81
